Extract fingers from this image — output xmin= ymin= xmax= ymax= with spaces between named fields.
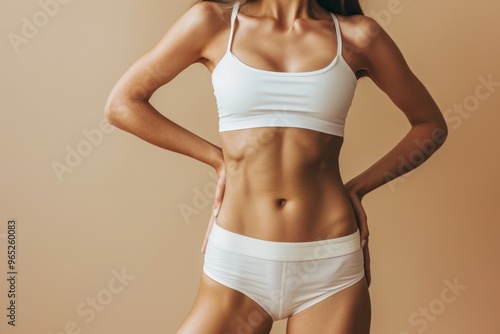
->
xmin=358 ymin=216 xmax=370 ymax=287
xmin=201 ymin=207 xmax=218 ymax=254
xmin=355 ymin=208 xmax=369 ymax=243
xmin=201 ymin=167 xmax=226 ymax=254
xmin=362 ymin=239 xmax=371 ymax=287
xmin=213 ymin=168 xmax=226 ymax=207
xmin=348 ymin=194 xmax=369 ymax=244
xmin=345 ymin=190 xmax=371 ymax=286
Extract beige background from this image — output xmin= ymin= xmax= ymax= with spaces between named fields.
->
xmin=1 ymin=0 xmax=499 ymax=333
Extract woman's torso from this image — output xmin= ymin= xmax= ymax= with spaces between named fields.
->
xmin=217 ymin=128 xmax=358 ymax=242
xmin=201 ymin=2 xmax=363 ymax=242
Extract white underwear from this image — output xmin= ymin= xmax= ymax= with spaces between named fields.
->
xmin=203 ymin=220 xmax=365 ymax=321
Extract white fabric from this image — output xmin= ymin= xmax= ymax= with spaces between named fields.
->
xmin=211 ymin=1 xmax=358 ymax=137
xmin=203 ymin=221 xmax=364 ymax=321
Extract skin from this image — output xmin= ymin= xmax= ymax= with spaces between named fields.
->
xmin=105 ymin=0 xmax=448 ymax=332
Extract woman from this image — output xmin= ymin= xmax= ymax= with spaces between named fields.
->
xmin=105 ymin=0 xmax=447 ymax=332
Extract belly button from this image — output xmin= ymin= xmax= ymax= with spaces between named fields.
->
xmin=276 ymin=198 xmax=287 ymax=208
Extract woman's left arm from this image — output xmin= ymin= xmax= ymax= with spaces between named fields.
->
xmin=345 ymin=17 xmax=448 ymax=199
xmin=344 ymin=18 xmax=448 ymax=285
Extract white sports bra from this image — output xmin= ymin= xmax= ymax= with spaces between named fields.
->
xmin=211 ymin=2 xmax=357 ymax=137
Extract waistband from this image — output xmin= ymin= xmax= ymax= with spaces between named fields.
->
xmin=207 ymin=220 xmax=361 ymax=261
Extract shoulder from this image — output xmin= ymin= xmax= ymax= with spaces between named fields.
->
xmin=188 ymin=1 xmax=225 ymax=19
xmin=181 ymin=2 xmax=231 ymax=33
xmin=336 ymin=14 xmax=388 ymax=51
xmin=158 ymin=1 xmax=232 ymax=56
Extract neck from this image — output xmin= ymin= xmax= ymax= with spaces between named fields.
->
xmin=253 ymin=0 xmax=318 ymax=23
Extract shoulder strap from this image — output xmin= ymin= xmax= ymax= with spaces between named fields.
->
xmin=330 ymin=13 xmax=343 ymax=57
xmin=227 ymin=2 xmax=241 ymax=52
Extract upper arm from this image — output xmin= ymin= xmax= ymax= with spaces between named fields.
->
xmin=106 ymin=2 xmax=225 ymax=107
xmin=356 ymin=17 xmax=447 ymax=131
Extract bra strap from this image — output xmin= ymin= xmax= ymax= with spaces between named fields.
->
xmin=330 ymin=13 xmax=343 ymax=58
xmin=227 ymin=2 xmax=241 ymax=52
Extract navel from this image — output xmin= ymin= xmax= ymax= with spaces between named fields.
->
xmin=276 ymin=198 xmax=287 ymax=208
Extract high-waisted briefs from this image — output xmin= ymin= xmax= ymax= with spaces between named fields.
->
xmin=203 ymin=220 xmax=365 ymax=321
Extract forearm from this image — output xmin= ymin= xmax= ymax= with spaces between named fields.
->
xmin=105 ymin=98 xmax=224 ymax=171
xmin=345 ymin=122 xmax=447 ymax=198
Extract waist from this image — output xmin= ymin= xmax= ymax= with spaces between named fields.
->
xmin=216 ymin=173 xmax=358 ymax=242
xmin=223 ymin=154 xmax=345 ymax=200
xmin=208 ymin=219 xmax=361 ymax=261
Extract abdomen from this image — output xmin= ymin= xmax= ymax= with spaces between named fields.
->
xmin=215 ymin=127 xmax=358 ymax=242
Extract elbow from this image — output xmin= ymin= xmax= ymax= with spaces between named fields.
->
xmin=104 ymin=94 xmax=127 ymax=127
xmin=426 ymin=117 xmax=448 ymax=153
xmin=412 ymin=116 xmax=449 ymax=154
xmin=434 ymin=116 xmax=449 ymax=148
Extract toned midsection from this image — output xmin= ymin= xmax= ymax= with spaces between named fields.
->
xmin=216 ymin=127 xmax=358 ymax=242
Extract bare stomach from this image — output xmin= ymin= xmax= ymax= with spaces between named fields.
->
xmin=215 ymin=127 xmax=359 ymax=242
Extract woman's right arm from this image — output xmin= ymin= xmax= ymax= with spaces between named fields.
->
xmin=104 ymin=3 xmax=226 ymax=171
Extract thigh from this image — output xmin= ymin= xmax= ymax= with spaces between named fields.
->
xmin=286 ymin=278 xmax=371 ymax=334
xmin=176 ymin=273 xmax=274 ymax=334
